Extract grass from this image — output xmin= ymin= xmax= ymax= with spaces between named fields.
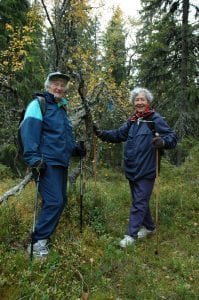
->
xmin=0 ymin=144 xmax=199 ymax=299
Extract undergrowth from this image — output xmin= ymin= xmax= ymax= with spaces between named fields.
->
xmin=0 ymin=143 xmax=198 ymax=299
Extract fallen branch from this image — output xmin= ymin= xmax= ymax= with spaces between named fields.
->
xmin=0 ymin=172 xmax=32 ymax=205
xmin=0 ymin=166 xmax=82 ymax=204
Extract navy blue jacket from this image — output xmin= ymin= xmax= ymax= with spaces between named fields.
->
xmin=100 ymin=112 xmax=178 ymax=181
xmin=20 ymin=92 xmax=76 ymax=167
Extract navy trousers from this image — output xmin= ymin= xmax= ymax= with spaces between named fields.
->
xmin=127 ymin=178 xmax=155 ymax=238
xmin=34 ymin=165 xmax=68 ymax=241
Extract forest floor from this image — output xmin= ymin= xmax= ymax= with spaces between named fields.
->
xmin=0 ymin=145 xmax=198 ymax=299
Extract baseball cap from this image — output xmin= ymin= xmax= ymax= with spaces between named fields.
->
xmin=47 ymin=71 xmax=70 ymax=82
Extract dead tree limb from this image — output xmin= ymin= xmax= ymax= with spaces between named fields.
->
xmin=40 ymin=0 xmax=60 ymax=67
xmin=0 ymin=173 xmax=32 ymax=205
xmin=76 ymin=71 xmax=96 ymax=159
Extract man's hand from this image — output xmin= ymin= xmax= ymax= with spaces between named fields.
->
xmin=152 ymin=136 xmax=165 ymax=149
xmin=32 ymin=160 xmax=46 ymax=178
xmin=76 ymin=142 xmax=87 ymax=158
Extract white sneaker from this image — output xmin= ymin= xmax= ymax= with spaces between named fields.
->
xmin=27 ymin=239 xmax=48 ymax=258
xmin=119 ymin=235 xmax=135 ymax=248
xmin=138 ymin=227 xmax=155 ymax=239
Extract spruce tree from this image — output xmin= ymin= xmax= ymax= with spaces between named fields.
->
xmin=134 ymin=0 xmax=198 ymax=140
xmin=102 ymin=7 xmax=127 ymax=86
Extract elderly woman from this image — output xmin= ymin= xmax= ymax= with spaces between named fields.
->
xmin=94 ymin=87 xmax=177 ymax=248
xmin=20 ymin=72 xmax=86 ymax=258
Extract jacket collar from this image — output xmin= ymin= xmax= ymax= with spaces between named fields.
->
xmin=57 ymin=97 xmax=68 ymax=107
xmin=35 ymin=92 xmax=68 ymax=107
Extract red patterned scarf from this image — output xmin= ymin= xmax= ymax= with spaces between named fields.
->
xmin=130 ymin=106 xmax=155 ymax=122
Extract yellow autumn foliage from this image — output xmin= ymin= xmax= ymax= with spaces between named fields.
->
xmin=0 ymin=5 xmax=43 ymax=76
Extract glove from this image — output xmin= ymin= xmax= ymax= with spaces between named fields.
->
xmin=93 ymin=122 xmax=102 ymax=138
xmin=75 ymin=142 xmax=87 ymax=158
xmin=32 ymin=160 xmax=46 ymax=179
xmin=152 ymin=137 xmax=165 ymax=149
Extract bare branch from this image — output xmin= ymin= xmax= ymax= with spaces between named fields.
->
xmin=0 ymin=173 xmax=32 ymax=204
xmin=59 ymin=0 xmax=70 ymax=22
xmin=40 ymin=0 xmax=60 ymax=67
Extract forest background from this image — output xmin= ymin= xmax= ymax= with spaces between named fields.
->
xmin=0 ymin=0 xmax=198 ymax=299
xmin=0 ymin=0 xmax=198 ymax=172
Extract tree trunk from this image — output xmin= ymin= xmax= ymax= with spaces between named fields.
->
xmin=176 ymin=0 xmax=190 ymax=164
xmin=180 ymin=0 xmax=189 ymax=112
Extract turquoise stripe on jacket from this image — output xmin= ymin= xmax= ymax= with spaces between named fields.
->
xmin=23 ymin=99 xmax=43 ymax=122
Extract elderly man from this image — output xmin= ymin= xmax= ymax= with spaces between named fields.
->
xmin=94 ymin=87 xmax=178 ymax=248
xmin=20 ymin=72 xmax=86 ymax=258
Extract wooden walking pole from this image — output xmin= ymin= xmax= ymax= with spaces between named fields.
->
xmin=93 ymin=135 xmax=97 ymax=188
xmin=79 ymin=141 xmax=84 ymax=233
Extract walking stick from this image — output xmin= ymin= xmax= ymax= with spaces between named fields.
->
xmin=155 ymin=148 xmax=159 ymax=255
xmin=30 ymin=173 xmax=40 ymax=260
xmin=79 ymin=141 xmax=84 ymax=233
xmin=93 ymin=135 xmax=97 ymax=188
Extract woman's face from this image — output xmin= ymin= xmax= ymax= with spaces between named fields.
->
xmin=134 ymin=92 xmax=149 ymax=112
xmin=48 ymin=79 xmax=68 ymax=101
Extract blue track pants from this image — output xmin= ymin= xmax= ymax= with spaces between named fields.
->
xmin=127 ymin=178 xmax=156 ymax=238
xmin=34 ymin=165 xmax=68 ymax=241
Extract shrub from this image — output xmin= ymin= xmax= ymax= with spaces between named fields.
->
xmin=0 ymin=163 xmax=12 ymax=178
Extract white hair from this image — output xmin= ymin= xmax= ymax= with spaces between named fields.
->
xmin=44 ymin=78 xmax=51 ymax=91
xmin=44 ymin=72 xmax=70 ymax=91
xmin=130 ymin=87 xmax=153 ymax=103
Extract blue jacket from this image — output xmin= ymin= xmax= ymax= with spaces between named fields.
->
xmin=20 ymin=92 xmax=76 ymax=167
xmin=100 ymin=112 xmax=178 ymax=181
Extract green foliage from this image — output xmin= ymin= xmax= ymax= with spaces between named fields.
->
xmin=102 ymin=7 xmax=127 ymax=86
xmin=0 ymin=143 xmax=198 ymax=299
xmin=0 ymin=144 xmax=17 ymax=169
xmin=0 ymin=0 xmax=30 ymax=50
xmin=4 ymin=3 xmax=47 ymax=101
xmin=0 ymin=141 xmax=27 ymax=176
xmin=46 ymin=0 xmax=99 ymax=80
xmin=0 ymin=203 xmax=23 ymax=244
xmin=0 ymin=0 xmax=198 ymax=176
xmin=0 ymin=163 xmax=12 ymax=178
xmin=0 ymin=3 xmax=47 ymax=175
xmin=135 ymin=0 xmax=198 ymax=139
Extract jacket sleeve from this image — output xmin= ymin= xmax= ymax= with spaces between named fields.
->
xmin=99 ymin=122 xmax=130 ymax=143
xmin=20 ymin=100 xmax=43 ymax=166
xmin=153 ymin=113 xmax=178 ymax=149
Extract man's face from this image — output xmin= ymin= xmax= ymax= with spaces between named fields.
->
xmin=48 ymin=79 xmax=68 ymax=100
xmin=134 ymin=92 xmax=149 ymax=112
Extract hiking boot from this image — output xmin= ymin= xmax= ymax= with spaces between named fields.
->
xmin=119 ymin=235 xmax=135 ymax=248
xmin=27 ymin=239 xmax=48 ymax=258
xmin=138 ymin=227 xmax=156 ymax=239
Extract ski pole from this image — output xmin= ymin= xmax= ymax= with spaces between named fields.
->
xmin=155 ymin=147 xmax=160 ymax=255
xmin=79 ymin=141 xmax=84 ymax=233
xmin=30 ymin=173 xmax=40 ymax=260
